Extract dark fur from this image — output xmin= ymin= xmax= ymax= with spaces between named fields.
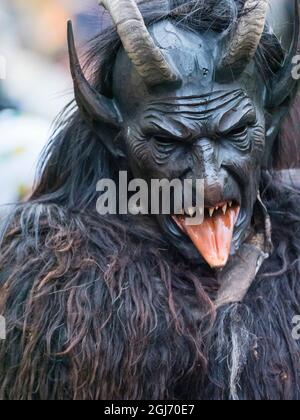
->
xmin=204 ymin=173 xmax=300 ymax=400
xmin=0 ymin=0 xmax=300 ymax=400
xmin=276 ymin=93 xmax=300 ymax=169
xmin=1 ymin=172 xmax=300 ymax=400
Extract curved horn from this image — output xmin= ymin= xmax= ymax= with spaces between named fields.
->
xmin=99 ymin=0 xmax=178 ymax=86
xmin=67 ymin=21 xmax=121 ymax=127
xmin=219 ymin=0 xmax=269 ymax=72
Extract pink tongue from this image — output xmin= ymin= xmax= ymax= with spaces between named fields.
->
xmin=175 ymin=206 xmax=240 ymax=269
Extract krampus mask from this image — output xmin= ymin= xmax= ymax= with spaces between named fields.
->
xmin=68 ymin=0 xmax=299 ymax=271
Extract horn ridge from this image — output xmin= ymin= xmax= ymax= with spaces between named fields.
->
xmin=99 ymin=0 xmax=179 ymax=86
xmin=219 ymin=0 xmax=269 ymax=72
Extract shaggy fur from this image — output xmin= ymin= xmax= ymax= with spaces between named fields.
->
xmin=0 ymin=0 xmax=300 ymax=400
xmin=204 ymin=173 xmax=300 ymax=400
xmin=1 ymin=172 xmax=300 ymax=400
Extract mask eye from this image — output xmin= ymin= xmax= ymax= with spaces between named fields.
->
xmin=152 ymin=136 xmax=178 ymax=148
xmin=153 ymin=136 xmax=174 ymax=144
xmin=151 ymin=136 xmax=179 ymax=156
xmin=227 ymin=125 xmax=248 ymax=138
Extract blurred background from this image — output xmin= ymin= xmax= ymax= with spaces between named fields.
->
xmin=0 ymin=0 xmax=106 ymax=207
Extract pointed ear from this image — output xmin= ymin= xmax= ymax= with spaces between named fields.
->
xmin=264 ymin=89 xmax=300 ymax=170
xmin=273 ymin=90 xmax=300 ymax=169
xmin=266 ymin=0 xmax=300 ymax=109
xmin=67 ymin=21 xmax=125 ymax=159
xmin=263 ymin=0 xmax=300 ymax=169
xmin=262 ymin=102 xmax=290 ymax=169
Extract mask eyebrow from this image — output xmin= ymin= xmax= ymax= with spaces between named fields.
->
xmin=141 ymin=90 xmax=256 ymax=140
xmin=142 ymin=120 xmax=195 ymax=141
xmin=143 ymin=90 xmax=254 ymax=130
xmin=146 ymin=90 xmax=246 ymax=116
xmin=217 ymin=101 xmax=257 ymax=134
xmin=147 ymin=90 xmax=243 ymax=107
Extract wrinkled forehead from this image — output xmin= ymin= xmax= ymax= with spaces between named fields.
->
xmin=112 ymin=21 xmax=262 ymax=117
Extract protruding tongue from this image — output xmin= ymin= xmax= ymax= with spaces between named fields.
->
xmin=175 ymin=206 xmax=240 ymax=269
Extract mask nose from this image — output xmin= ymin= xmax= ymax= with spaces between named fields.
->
xmin=203 ymin=170 xmax=229 ymax=208
xmin=193 ymin=137 xmax=228 ymax=206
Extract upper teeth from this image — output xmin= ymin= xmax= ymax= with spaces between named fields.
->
xmin=187 ymin=207 xmax=195 ymax=217
xmin=179 ymin=201 xmax=234 ymax=218
xmin=180 ymin=207 xmax=199 ymax=217
xmin=208 ymin=201 xmax=234 ymax=217
xmin=209 ymin=208 xmax=214 ymax=218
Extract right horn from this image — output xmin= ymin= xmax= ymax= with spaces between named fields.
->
xmin=99 ymin=0 xmax=179 ymax=86
xmin=218 ymin=0 xmax=269 ymax=73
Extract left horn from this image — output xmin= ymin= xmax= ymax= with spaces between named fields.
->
xmin=99 ymin=0 xmax=179 ymax=86
xmin=219 ymin=0 xmax=269 ymax=72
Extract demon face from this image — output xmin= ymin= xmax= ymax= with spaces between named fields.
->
xmin=68 ymin=0 xmax=299 ymax=269
xmin=113 ymin=21 xmax=266 ymax=267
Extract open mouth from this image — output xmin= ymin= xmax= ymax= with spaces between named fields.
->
xmin=173 ymin=201 xmax=240 ymax=269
